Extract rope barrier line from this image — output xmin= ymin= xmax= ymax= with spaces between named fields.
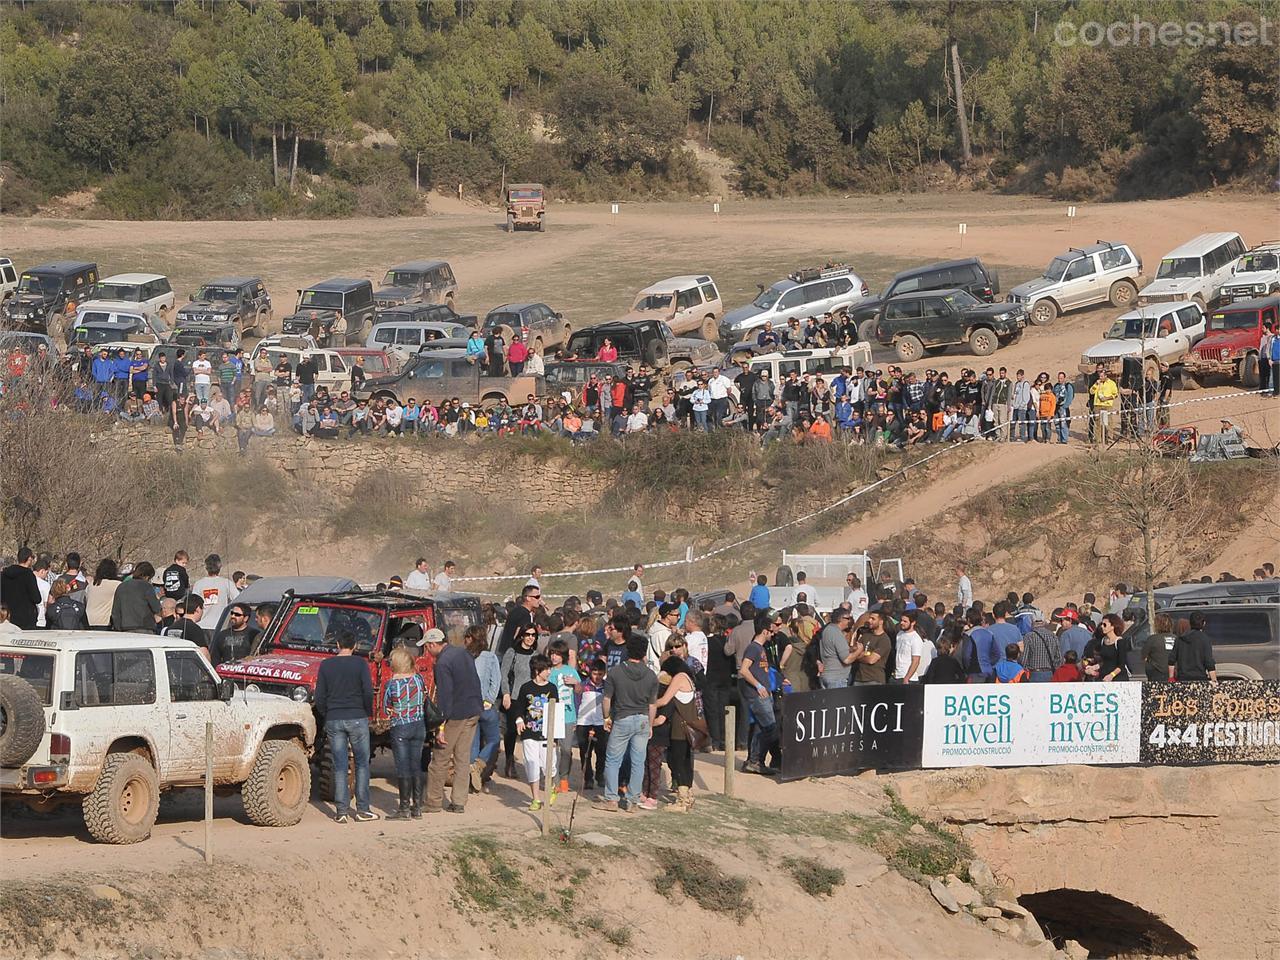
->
xmin=452 ymin=387 xmax=1275 ymax=589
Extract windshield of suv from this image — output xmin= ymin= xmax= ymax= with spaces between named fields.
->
xmin=71 ymin=324 xmax=141 ymax=345
xmin=1105 ymin=315 xmax=1161 ymax=339
xmin=382 ymin=271 xmax=424 ymax=288
xmin=942 ymin=290 xmax=980 ymax=308
xmin=1156 ymin=257 xmax=1202 ymax=280
xmin=195 ymin=285 xmax=238 ymax=302
xmin=299 ymin=290 xmax=343 ymax=309
xmin=484 ymin=312 xmax=521 ymax=329
xmin=1044 ymin=256 xmax=1071 ymax=282
xmin=1209 ymin=310 xmax=1260 ymax=331
xmin=752 ymin=287 xmax=782 ymax=310
xmin=92 ymin=282 xmax=145 ymax=302
xmin=633 ymin=293 xmax=674 ymax=312
xmin=0 ymin=652 xmax=54 ymax=705
xmin=270 ymin=605 xmax=383 ymax=654
xmin=1236 ymin=253 xmax=1279 ymax=273
xmin=17 ymin=273 xmax=58 ymax=296
xmin=509 ymin=189 xmax=542 ymax=200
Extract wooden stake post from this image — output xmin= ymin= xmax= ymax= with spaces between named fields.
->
xmin=723 ymin=705 xmax=735 ymax=798
xmin=204 ymin=721 xmax=214 ymax=865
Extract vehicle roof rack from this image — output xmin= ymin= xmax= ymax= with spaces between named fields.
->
xmin=789 ymin=263 xmax=851 ymax=284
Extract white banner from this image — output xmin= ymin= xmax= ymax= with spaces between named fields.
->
xmin=921 ymin=684 xmax=1141 ymax=768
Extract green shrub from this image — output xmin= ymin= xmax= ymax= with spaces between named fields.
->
xmin=782 ymin=857 xmax=846 ymax=897
xmin=653 ymin=846 xmax=752 ymax=919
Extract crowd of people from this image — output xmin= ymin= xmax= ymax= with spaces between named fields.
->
xmin=4 ymin=546 xmax=1272 ymax=824
xmin=2 ymin=330 xmax=1186 ymax=452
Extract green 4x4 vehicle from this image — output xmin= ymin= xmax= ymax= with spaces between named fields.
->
xmin=874 ymin=289 xmax=1026 ymax=363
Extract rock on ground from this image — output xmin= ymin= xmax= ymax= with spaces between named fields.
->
xmin=929 ymin=879 xmax=960 ymax=913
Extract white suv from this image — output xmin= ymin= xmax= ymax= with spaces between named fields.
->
xmin=0 ymin=632 xmax=315 ymax=844
xmin=1078 ymin=302 xmax=1206 ymax=375
xmin=1139 ymin=232 xmax=1246 ymax=309
xmin=621 ymin=275 xmax=723 ymax=341
xmin=79 ymin=273 xmax=177 ymax=322
xmin=1220 ymin=241 xmax=1280 ymax=303
xmin=1008 ymin=241 xmax=1143 ymax=325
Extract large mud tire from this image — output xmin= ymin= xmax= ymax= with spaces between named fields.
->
xmin=83 ymin=753 xmax=159 ymax=844
xmin=0 ymin=675 xmax=44 ymax=766
xmin=242 ymin=740 xmax=310 ymax=827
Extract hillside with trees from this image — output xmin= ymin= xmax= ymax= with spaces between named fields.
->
xmin=1 ymin=0 xmax=1274 ymax=218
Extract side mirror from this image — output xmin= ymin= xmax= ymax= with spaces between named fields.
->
xmin=219 ymin=679 xmax=236 ymax=701
xmin=555 ymin=312 xmax=564 ymax=320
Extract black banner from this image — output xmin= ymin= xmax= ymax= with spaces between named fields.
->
xmin=779 ymin=685 xmax=925 ymax=782
xmin=1140 ymin=680 xmax=1280 ymax=764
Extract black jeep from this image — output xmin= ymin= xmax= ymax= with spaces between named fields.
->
xmin=176 ymin=277 xmax=271 ymax=337
xmin=376 ymin=301 xmax=477 ymax=328
xmin=848 ymin=258 xmax=1001 ymax=343
xmin=281 ymin=278 xmax=376 ymax=347
xmin=374 ymin=260 xmax=458 ymax=309
xmin=874 ymin=289 xmax=1025 ymax=362
xmin=562 ymin=319 xmax=720 ymax=370
xmin=1 ymin=261 xmax=99 ymax=335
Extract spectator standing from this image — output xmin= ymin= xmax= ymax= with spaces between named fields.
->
xmin=405 ymin=558 xmax=432 ymax=592
xmin=467 ymin=627 xmax=502 ymax=791
xmin=575 ymin=659 xmax=609 ymax=790
xmin=547 ymin=639 xmax=580 ymax=797
xmin=162 ymin=551 xmax=190 ymax=601
xmin=162 ymin=594 xmax=210 ymax=658
xmin=111 ymin=562 xmax=161 ymax=633
xmin=1091 ymin=614 xmax=1132 ymax=683
xmin=383 ymin=646 xmax=427 ymax=820
xmin=892 ymin=609 xmax=925 ymax=683
xmin=1020 ymin=614 xmax=1063 ymax=682
xmin=738 ymin=612 xmax=781 ymax=775
xmin=500 ymin=625 xmax=540 ymax=779
xmin=1173 ymin=612 xmax=1218 ymax=682
xmin=191 ymin=554 xmax=237 ymax=629
xmin=1143 ymin=612 xmax=1175 ymax=683
xmin=955 ymin=564 xmax=973 ymax=609
xmin=1057 ymin=608 xmax=1093 ymax=662
xmin=817 ymin=610 xmax=857 ymax=688
xmin=314 ymin=629 xmax=377 ymax=822
xmin=0 ymin=548 xmax=41 ymax=630
xmin=513 ymin=654 xmax=558 ymax=811
xmin=595 ymin=634 xmax=658 ymax=812
xmin=748 ymin=574 xmax=771 ymax=611
xmin=209 ymin=602 xmax=256 ymax=666
xmin=853 ymin=610 xmax=891 ymax=685
xmin=425 ymin=628 xmax=482 ymax=814
xmin=85 ymin=558 xmax=121 ymax=629
xmin=46 ymin=580 xmax=90 ymax=630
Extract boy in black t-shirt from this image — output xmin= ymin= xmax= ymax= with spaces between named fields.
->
xmin=514 ymin=655 xmax=558 ymax=811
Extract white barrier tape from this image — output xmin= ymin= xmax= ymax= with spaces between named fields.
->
xmin=452 ymin=388 xmax=1275 ymax=585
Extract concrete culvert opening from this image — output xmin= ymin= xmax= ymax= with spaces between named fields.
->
xmin=1019 ymin=889 xmax=1198 ymax=958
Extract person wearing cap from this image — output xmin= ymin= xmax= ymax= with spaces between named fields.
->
xmin=425 ymin=627 xmax=482 ymax=814
xmin=1055 ymin=607 xmax=1092 ymax=664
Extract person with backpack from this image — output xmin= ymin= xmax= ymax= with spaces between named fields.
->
xmin=993 ymin=643 xmax=1029 ymax=683
xmin=46 ymin=579 xmax=89 ymax=630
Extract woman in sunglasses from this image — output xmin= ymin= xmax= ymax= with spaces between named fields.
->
xmin=499 ymin=624 xmax=541 ymax=780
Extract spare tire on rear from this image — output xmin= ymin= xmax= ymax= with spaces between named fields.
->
xmin=0 ymin=674 xmax=47 ymax=766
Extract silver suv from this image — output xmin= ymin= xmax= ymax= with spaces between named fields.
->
xmin=718 ymin=264 xmax=869 ymax=343
xmin=1008 ymin=241 xmax=1143 ymax=326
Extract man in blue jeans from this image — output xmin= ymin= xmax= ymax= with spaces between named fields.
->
xmin=470 ymin=636 xmax=503 ymax=791
xmin=315 ymin=629 xmax=376 ymax=823
xmin=738 ymin=611 xmax=781 ymax=776
xmin=737 ymin=611 xmax=783 ymax=778
xmin=594 ymin=634 xmax=658 ymax=812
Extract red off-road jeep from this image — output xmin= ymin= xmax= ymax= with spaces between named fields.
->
xmin=216 ymin=590 xmax=482 ymax=797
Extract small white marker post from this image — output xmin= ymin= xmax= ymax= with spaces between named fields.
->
xmin=610 ymin=202 xmax=619 ymax=225
xmin=1067 ymin=205 xmax=1078 ymax=218
xmin=958 ymin=222 xmax=967 ymax=250
xmin=713 ymin=201 xmax=721 ymax=219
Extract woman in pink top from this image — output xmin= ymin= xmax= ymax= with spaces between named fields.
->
xmin=595 ymin=338 xmax=618 ymax=362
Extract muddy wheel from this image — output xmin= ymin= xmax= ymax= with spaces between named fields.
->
xmin=1108 ymin=280 xmax=1137 ymax=309
xmin=506 ymin=215 xmax=514 ymax=233
xmin=314 ymin=738 xmax=334 ymax=802
xmin=894 ymin=334 xmax=924 ymax=363
xmin=1179 ymin=370 xmax=1203 ymax=391
xmin=969 ymin=328 xmax=998 ymax=357
xmin=700 ymin=314 xmax=718 ymax=341
xmin=83 ymin=753 xmax=159 ymax=844
xmin=538 ymin=216 xmax=546 ymax=232
xmin=1029 ymin=299 xmax=1058 ymax=326
xmin=0 ymin=675 xmax=45 ymax=766
xmin=1241 ymin=353 xmax=1259 ymax=388
xmin=242 ymin=740 xmax=310 ymax=827
xmin=858 ymin=318 xmax=879 ymax=345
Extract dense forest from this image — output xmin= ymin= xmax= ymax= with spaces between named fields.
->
xmin=1 ymin=0 xmax=1275 ymax=218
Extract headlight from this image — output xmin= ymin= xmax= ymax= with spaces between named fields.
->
xmin=245 ymin=683 xmax=260 ymax=694
xmin=1221 ymin=348 xmax=1234 ymax=360
xmin=1257 ymin=284 xmax=1267 ymax=293
xmin=291 ymin=685 xmax=310 ymax=702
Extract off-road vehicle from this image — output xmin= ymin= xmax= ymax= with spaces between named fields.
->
xmin=506 ymin=183 xmax=546 ymax=232
xmin=168 ymin=319 xmax=241 ymax=351
xmin=1129 ymin=580 xmax=1279 ymax=680
xmin=80 ymin=273 xmax=176 ymax=322
xmin=719 ymin=263 xmax=870 ymax=343
xmin=68 ymin=310 xmax=167 ymax=348
xmin=368 ymin=320 xmax=471 ymax=354
xmin=847 ymin=258 xmax=1000 ymax=341
xmin=250 ymin=334 xmax=355 ymax=394
xmin=542 ymin=360 xmax=629 ymax=399
xmin=1182 ymin=295 xmax=1280 ymax=387
xmin=374 ymin=261 xmax=458 ymax=309
xmin=621 ymin=276 xmax=722 ymax=340
xmin=1 ymin=261 xmax=99 ymax=335
xmin=355 ymin=347 xmax=544 ymax=407
xmin=0 ymin=632 xmax=315 ymax=844
xmin=1138 ymin=232 xmax=1246 ymax=309
xmin=564 ymin=319 xmax=721 ymax=371
xmin=281 ymin=278 xmax=376 ymax=346
xmin=874 ymin=289 xmax=1026 ymax=362
xmin=1219 ymin=241 xmax=1280 ymax=303
xmin=0 ymin=257 xmax=16 ymax=301
xmin=483 ymin=302 xmax=571 ymax=349
xmin=176 ymin=277 xmax=272 ymax=337
xmin=375 ymin=301 xmax=477 ymax=328
xmin=1008 ymin=241 xmax=1143 ymax=326
xmin=216 ymin=590 xmax=481 ymax=797
xmin=745 ymin=345 xmax=874 ymax=389
xmin=1078 ymin=302 xmax=1206 ymax=376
